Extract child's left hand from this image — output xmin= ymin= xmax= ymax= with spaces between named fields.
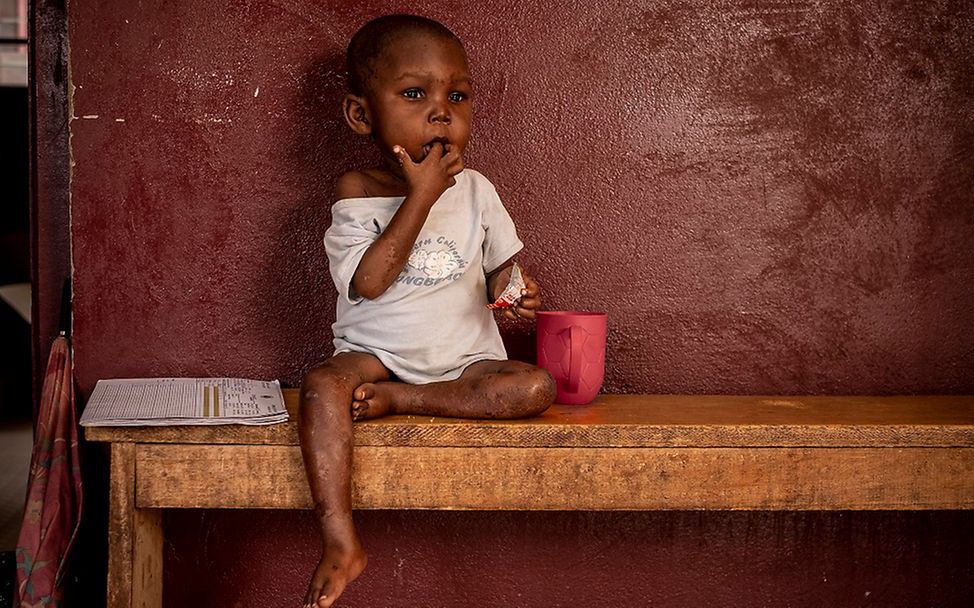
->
xmin=491 ymin=266 xmax=542 ymax=321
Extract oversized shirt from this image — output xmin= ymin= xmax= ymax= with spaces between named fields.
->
xmin=324 ymin=169 xmax=523 ymax=384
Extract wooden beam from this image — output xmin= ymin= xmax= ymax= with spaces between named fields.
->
xmin=133 ymin=508 xmax=163 ymax=608
xmin=107 ymin=443 xmax=135 ymax=607
xmin=108 ymin=443 xmax=163 ymax=608
xmin=86 ymin=394 xmax=974 ymax=447
xmin=135 ymin=444 xmax=974 ymax=511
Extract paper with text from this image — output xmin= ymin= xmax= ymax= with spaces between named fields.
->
xmin=79 ymin=377 xmax=287 ymax=426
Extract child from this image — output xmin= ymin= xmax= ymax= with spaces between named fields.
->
xmin=299 ymin=14 xmax=556 ymax=608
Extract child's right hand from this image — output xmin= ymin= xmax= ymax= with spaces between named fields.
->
xmin=393 ymin=142 xmax=464 ymax=204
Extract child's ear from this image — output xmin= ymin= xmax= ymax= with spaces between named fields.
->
xmin=342 ymin=94 xmax=372 ymax=136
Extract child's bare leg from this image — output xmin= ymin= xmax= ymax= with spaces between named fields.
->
xmin=299 ymin=352 xmax=390 ymax=608
xmin=352 ymin=359 xmax=556 ymax=420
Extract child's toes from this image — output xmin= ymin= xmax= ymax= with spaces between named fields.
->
xmin=354 ymin=383 xmax=375 ymax=402
xmin=305 ymin=574 xmax=339 ymax=608
xmin=315 ymin=583 xmax=344 ymax=608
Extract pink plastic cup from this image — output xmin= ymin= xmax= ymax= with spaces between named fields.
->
xmin=536 ymin=311 xmax=607 ymax=405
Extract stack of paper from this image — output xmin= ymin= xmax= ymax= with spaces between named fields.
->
xmin=79 ymin=377 xmax=288 ymax=426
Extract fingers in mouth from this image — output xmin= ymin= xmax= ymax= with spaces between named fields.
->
xmin=422 ymin=138 xmax=451 ymax=157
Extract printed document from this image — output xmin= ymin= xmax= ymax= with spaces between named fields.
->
xmin=79 ymin=377 xmax=287 ymax=426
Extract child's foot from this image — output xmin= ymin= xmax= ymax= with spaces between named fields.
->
xmin=351 ymin=383 xmax=397 ymax=420
xmin=303 ymin=545 xmax=368 ymax=608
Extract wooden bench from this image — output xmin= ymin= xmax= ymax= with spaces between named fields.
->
xmin=85 ymin=392 xmax=974 ymax=608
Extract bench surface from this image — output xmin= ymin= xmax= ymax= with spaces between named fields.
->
xmin=86 ymin=392 xmax=974 ymax=447
xmin=87 ymin=392 xmax=974 ymax=512
xmin=89 ymin=392 xmax=974 ymax=608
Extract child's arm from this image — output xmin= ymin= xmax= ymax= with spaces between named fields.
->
xmin=349 ymin=143 xmax=464 ymax=299
xmin=487 ymin=259 xmax=542 ymax=321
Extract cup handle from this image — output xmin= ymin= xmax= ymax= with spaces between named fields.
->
xmin=568 ymin=325 xmax=583 ymax=393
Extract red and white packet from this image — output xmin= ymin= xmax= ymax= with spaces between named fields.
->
xmin=486 ymin=262 xmax=526 ymax=310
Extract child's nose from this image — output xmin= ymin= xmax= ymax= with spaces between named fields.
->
xmin=428 ymin=100 xmax=451 ymax=124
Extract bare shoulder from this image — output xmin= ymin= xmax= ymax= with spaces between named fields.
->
xmin=335 ymin=168 xmax=406 ymax=200
xmin=335 ymin=171 xmax=370 ymax=200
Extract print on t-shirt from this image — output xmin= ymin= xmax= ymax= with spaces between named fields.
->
xmin=397 ymin=236 xmax=468 ymax=286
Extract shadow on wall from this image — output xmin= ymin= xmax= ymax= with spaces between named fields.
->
xmin=255 ymin=49 xmax=382 ymax=387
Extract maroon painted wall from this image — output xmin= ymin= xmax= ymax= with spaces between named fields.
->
xmin=62 ymin=0 xmax=974 ymax=606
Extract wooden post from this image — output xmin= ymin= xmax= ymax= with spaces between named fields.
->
xmin=108 ymin=442 xmax=163 ymax=608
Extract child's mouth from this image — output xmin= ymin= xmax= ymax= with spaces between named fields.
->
xmin=422 ymin=138 xmax=451 ymax=157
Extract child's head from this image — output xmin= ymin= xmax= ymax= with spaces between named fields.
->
xmin=346 ymin=15 xmax=464 ymax=97
xmin=342 ymin=15 xmax=473 ymax=165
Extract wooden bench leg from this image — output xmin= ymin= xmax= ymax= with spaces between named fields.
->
xmin=108 ymin=442 xmax=164 ymax=608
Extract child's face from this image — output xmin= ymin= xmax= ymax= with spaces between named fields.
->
xmin=363 ymin=34 xmax=472 ymax=167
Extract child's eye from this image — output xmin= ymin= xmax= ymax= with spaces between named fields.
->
xmin=448 ymin=91 xmax=467 ymax=103
xmin=402 ymin=88 xmax=423 ymax=99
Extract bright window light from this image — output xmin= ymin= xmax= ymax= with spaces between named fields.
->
xmin=0 ymin=0 xmax=27 ymax=87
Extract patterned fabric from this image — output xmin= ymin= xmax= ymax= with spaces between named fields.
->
xmin=15 ymin=335 xmax=83 ymax=607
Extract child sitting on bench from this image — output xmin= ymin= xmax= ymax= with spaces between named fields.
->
xmin=299 ymin=14 xmax=556 ymax=608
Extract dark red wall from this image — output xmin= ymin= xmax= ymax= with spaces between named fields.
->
xmin=63 ymin=1 xmax=974 ymax=606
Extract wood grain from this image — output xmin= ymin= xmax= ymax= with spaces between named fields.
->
xmin=133 ymin=507 xmax=163 ymax=608
xmin=134 ymin=444 xmax=974 ymax=511
xmin=100 ymin=394 xmax=974 ymax=606
xmin=107 ymin=443 xmax=135 ymax=608
xmin=107 ymin=443 xmax=164 ymax=608
xmin=86 ymin=393 xmax=974 ymax=447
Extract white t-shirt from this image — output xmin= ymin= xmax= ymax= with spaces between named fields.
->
xmin=324 ymin=169 xmax=524 ymax=384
